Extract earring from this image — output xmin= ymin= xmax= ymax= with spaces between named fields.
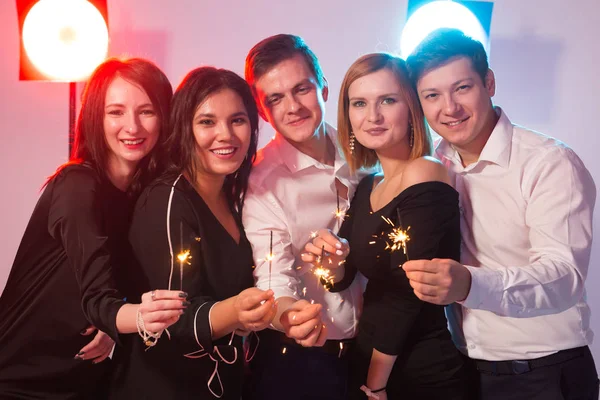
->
xmin=409 ymin=124 xmax=414 ymax=148
xmin=349 ymin=132 xmax=356 ymax=155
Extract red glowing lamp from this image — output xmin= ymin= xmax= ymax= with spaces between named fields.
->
xmin=17 ymin=0 xmax=109 ymax=154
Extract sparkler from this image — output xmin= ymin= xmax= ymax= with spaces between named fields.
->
xmin=266 ymin=231 xmax=274 ymax=290
xmin=333 ymin=187 xmax=346 ymax=222
xmin=382 ymin=209 xmax=411 ymax=259
xmin=313 ymin=245 xmax=335 ymax=290
xmin=176 ymin=221 xmax=192 ymax=291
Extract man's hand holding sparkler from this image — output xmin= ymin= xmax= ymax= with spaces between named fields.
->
xmin=279 ymin=299 xmax=327 ymax=347
xmin=402 ymin=258 xmax=472 ymax=305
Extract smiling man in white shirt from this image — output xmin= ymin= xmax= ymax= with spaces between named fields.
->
xmin=241 ymin=34 xmax=367 ymax=400
xmin=403 ymin=28 xmax=598 ymax=400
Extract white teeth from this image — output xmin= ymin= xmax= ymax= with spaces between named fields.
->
xmin=212 ymin=148 xmax=235 ymax=155
xmin=122 ymin=139 xmax=144 ymax=145
xmin=446 ymin=119 xmax=466 ymax=126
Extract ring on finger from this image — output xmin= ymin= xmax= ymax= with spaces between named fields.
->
xmin=151 ymin=290 xmax=156 ymax=301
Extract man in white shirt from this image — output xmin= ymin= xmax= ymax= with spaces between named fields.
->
xmin=241 ymin=34 xmax=367 ymax=400
xmin=403 ymin=28 xmax=598 ymax=400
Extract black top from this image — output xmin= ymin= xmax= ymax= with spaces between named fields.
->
xmin=332 ymin=174 xmax=461 ymax=355
xmin=110 ymin=175 xmax=254 ymax=400
xmin=0 ymin=164 xmax=132 ymax=399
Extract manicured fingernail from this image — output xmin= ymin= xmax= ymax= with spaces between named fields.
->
xmin=77 ymin=351 xmax=85 ymax=356
xmin=336 ymin=250 xmax=343 ymax=256
xmin=179 ymin=292 xmax=188 ymax=298
xmin=80 ymin=329 xmax=87 ymax=334
xmin=74 ymin=355 xmax=83 ymax=360
xmin=335 ymin=243 xmax=342 ymax=249
xmin=182 ymin=301 xmax=191 ymax=306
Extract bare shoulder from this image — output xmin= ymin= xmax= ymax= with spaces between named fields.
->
xmin=400 ymin=156 xmax=450 ymax=190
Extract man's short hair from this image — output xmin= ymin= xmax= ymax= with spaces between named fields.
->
xmin=406 ymin=28 xmax=489 ymax=85
xmin=245 ymin=34 xmax=325 ymax=90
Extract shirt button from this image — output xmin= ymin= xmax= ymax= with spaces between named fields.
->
xmin=469 ymin=345 xmax=476 ymax=350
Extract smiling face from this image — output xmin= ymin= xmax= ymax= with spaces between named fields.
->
xmin=254 ymin=54 xmax=328 ymax=146
xmin=416 ymin=56 xmax=497 ymax=157
xmin=191 ymin=88 xmax=252 ymax=178
xmin=103 ymin=76 xmax=160 ymax=171
xmin=348 ymin=68 xmax=411 ymax=158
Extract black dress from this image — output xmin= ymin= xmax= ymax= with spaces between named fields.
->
xmin=332 ymin=174 xmax=473 ymax=399
xmin=0 ymin=164 xmax=133 ymax=399
xmin=110 ymin=175 xmax=254 ymax=399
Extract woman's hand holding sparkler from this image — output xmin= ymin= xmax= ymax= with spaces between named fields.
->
xmin=302 ymin=229 xmax=350 ymax=284
xmin=279 ymin=299 xmax=328 ymax=347
xmin=234 ymin=288 xmax=277 ymax=332
xmin=137 ymin=290 xmax=189 ymax=332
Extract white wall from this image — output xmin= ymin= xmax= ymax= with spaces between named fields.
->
xmin=1 ymin=0 xmax=598 ymax=364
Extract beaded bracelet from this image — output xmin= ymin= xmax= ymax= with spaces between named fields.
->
xmin=136 ymin=307 xmax=162 ymax=349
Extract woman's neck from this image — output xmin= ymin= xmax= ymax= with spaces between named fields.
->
xmin=106 ymin=157 xmax=137 ymax=191
xmin=187 ymin=170 xmax=226 ymax=206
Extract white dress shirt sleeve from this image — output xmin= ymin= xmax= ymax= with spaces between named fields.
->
xmin=243 ymin=184 xmax=301 ymax=301
xmin=462 ymin=146 xmax=596 ymax=317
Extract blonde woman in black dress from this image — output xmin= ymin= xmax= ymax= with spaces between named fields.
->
xmin=303 ymin=53 xmax=474 ymax=400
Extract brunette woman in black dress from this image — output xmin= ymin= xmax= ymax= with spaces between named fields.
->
xmin=110 ymin=67 xmax=277 ymax=399
xmin=0 ymin=58 xmax=186 ymax=399
xmin=304 ymin=53 xmax=474 ymax=400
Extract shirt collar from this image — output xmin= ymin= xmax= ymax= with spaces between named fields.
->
xmin=274 ymin=123 xmax=343 ymax=174
xmin=436 ymin=107 xmax=513 ymax=170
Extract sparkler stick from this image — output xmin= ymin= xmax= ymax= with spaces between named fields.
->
xmin=267 ymin=231 xmax=274 ymax=290
xmin=179 ymin=222 xmax=183 ymax=290
xmin=313 ymin=244 xmax=334 ymax=289
xmin=334 ymin=187 xmax=345 ymax=222
xmin=176 ymin=221 xmax=192 ymax=291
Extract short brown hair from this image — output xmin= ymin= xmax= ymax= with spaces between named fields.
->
xmin=406 ymin=28 xmax=489 ymax=86
xmin=338 ymin=53 xmax=432 ymax=172
xmin=245 ymin=34 xmax=324 ymax=118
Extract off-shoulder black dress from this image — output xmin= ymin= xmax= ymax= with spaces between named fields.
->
xmin=331 ymin=174 xmax=473 ymax=399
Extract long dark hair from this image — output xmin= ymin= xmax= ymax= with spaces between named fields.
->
xmin=48 ymin=58 xmax=173 ymax=194
xmin=165 ymin=67 xmax=259 ymax=213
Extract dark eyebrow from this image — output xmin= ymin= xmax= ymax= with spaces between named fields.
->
xmin=264 ymin=79 xmax=315 ymax=100
xmin=420 ymin=78 xmax=474 ymax=94
xmin=195 ymin=111 xmax=249 ymax=119
xmin=105 ymin=103 xmax=153 ymax=109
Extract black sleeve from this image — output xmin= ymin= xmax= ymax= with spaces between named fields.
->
xmin=370 ymin=182 xmax=460 ymax=355
xmin=48 ymin=168 xmax=125 ymax=342
xmin=129 ymin=183 xmax=217 ymax=354
xmin=327 ymin=176 xmax=372 ymax=293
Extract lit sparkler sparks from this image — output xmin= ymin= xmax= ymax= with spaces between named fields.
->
xmin=333 ymin=187 xmax=346 ymax=222
xmin=381 ymin=209 xmax=411 ymax=259
xmin=177 ymin=221 xmax=193 ymax=290
xmin=313 ymin=245 xmax=334 ymax=290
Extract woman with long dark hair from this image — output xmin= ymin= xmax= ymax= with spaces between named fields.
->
xmin=0 ymin=58 xmax=186 ymax=399
xmin=111 ymin=67 xmax=277 ymax=399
